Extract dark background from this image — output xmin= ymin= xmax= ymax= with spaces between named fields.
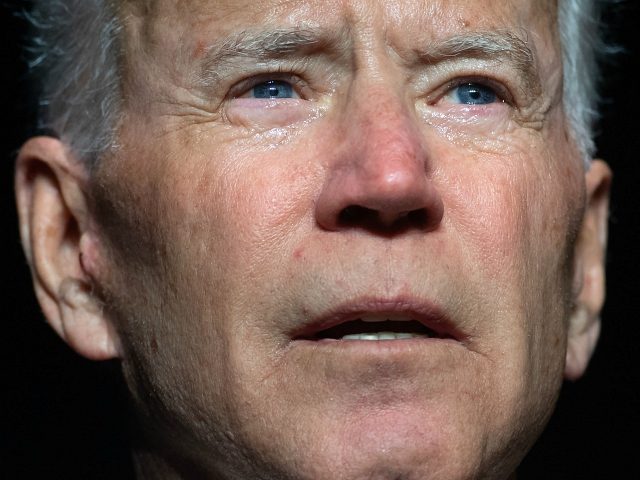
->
xmin=2 ymin=1 xmax=638 ymax=478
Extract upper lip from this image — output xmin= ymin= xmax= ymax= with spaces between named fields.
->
xmin=290 ymin=296 xmax=463 ymax=341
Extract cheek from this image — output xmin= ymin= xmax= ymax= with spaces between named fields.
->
xmin=173 ymin=142 xmax=320 ymax=279
xmin=92 ymin=132 xmax=337 ymax=458
xmin=436 ymin=140 xmax=583 ymax=368
xmin=438 ymin=162 xmax=529 ymax=287
xmin=439 ymin=142 xmax=580 ymax=287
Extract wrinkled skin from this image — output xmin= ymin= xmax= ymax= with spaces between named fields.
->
xmin=15 ymin=0 xmax=611 ymax=479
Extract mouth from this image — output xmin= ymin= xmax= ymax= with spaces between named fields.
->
xmin=291 ymin=300 xmax=460 ymax=343
xmin=298 ymin=317 xmax=450 ymax=341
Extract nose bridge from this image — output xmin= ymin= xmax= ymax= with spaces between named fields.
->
xmin=349 ymin=85 xmax=426 ymax=184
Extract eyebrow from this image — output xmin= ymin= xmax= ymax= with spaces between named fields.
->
xmin=195 ymin=27 xmax=342 ymax=86
xmin=416 ymin=30 xmax=541 ymax=93
xmin=210 ymin=28 xmax=331 ymax=59
xmin=195 ymin=27 xmax=541 ymax=93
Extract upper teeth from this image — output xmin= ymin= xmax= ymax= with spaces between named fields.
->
xmin=340 ymin=332 xmax=428 ymax=341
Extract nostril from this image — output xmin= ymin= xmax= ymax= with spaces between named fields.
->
xmin=338 ymin=205 xmax=375 ymax=226
xmin=338 ymin=205 xmax=430 ymax=233
xmin=407 ymin=209 xmax=428 ymax=227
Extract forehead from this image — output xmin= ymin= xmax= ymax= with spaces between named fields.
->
xmin=123 ymin=0 xmax=558 ymax=44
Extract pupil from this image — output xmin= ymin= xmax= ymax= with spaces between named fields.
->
xmin=457 ymin=83 xmax=496 ymax=105
xmin=253 ymin=80 xmax=293 ymax=99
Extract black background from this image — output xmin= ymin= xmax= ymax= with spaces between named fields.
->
xmin=2 ymin=1 xmax=638 ymax=478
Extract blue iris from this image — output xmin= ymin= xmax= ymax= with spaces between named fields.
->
xmin=252 ymin=80 xmax=294 ymax=99
xmin=454 ymin=83 xmax=497 ymax=105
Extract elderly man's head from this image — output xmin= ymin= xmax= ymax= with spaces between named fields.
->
xmin=16 ymin=0 xmax=612 ymax=479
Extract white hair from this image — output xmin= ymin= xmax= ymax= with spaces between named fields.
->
xmin=26 ymin=0 xmax=611 ymax=168
xmin=558 ymin=0 xmax=612 ymax=165
xmin=27 ymin=0 xmax=122 ymax=168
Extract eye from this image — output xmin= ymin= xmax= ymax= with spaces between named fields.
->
xmin=250 ymin=80 xmax=297 ymax=99
xmin=448 ymin=82 xmax=500 ymax=105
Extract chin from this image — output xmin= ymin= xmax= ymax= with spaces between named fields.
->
xmin=229 ymin=399 xmax=529 ymax=480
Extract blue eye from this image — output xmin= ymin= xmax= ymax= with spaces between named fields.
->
xmin=251 ymin=80 xmax=294 ymax=99
xmin=453 ymin=83 xmax=498 ymax=105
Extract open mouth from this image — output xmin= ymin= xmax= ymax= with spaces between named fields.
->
xmin=295 ymin=315 xmax=455 ymax=342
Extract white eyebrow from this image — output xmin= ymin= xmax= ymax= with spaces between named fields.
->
xmin=211 ymin=28 xmax=328 ymax=59
xmin=416 ymin=30 xmax=541 ymax=93
xmin=193 ymin=27 xmax=541 ymax=94
xmin=195 ymin=27 xmax=346 ymax=86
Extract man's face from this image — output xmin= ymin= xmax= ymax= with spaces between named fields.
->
xmin=89 ymin=0 xmax=585 ymax=477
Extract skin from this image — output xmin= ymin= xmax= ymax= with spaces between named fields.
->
xmin=15 ymin=0 xmax=612 ymax=479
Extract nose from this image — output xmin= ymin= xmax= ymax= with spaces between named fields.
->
xmin=315 ymin=89 xmax=444 ymax=234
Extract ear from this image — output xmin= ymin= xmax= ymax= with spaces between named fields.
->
xmin=15 ymin=137 xmax=122 ymax=361
xmin=565 ymin=159 xmax=612 ymax=380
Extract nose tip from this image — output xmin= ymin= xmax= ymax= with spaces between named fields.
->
xmin=315 ymin=142 xmax=444 ymax=233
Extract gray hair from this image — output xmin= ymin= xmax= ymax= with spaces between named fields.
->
xmin=26 ymin=0 xmax=122 ymax=168
xmin=26 ymin=0 xmax=611 ymax=169
xmin=558 ymin=0 xmax=612 ymax=165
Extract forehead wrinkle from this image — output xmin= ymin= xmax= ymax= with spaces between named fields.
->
xmin=417 ymin=30 xmax=541 ymax=94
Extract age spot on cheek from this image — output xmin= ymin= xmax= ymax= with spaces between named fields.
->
xmin=192 ymin=39 xmax=207 ymax=59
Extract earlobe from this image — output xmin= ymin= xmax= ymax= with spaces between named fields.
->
xmin=565 ymin=159 xmax=612 ymax=380
xmin=15 ymin=137 xmax=122 ymax=361
xmin=58 ymin=277 xmax=121 ymax=360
